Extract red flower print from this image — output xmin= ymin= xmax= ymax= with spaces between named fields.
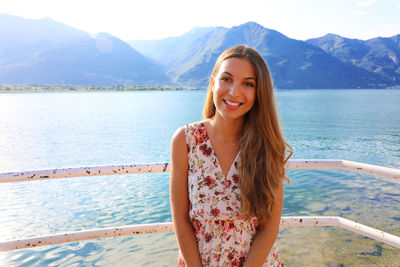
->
xmin=227 ymin=252 xmax=235 ymax=260
xmin=224 ymin=178 xmax=232 ymax=188
xmin=204 ymin=233 xmax=212 ymax=243
xmin=213 ymin=254 xmax=220 ymax=261
xmin=222 ymin=195 xmax=231 ymax=201
xmin=194 ymin=127 xmax=207 ymax=145
xmin=199 ymin=143 xmax=212 ymax=156
xmin=231 ymin=258 xmax=240 ymax=266
xmin=232 ymin=174 xmax=239 ymax=184
xmin=204 ymin=176 xmax=216 ymax=189
xmin=239 ymin=256 xmax=246 ymax=265
xmin=210 ymin=208 xmax=220 ymax=217
xmin=191 ymin=219 xmax=201 ymax=233
xmin=178 ymin=258 xmax=185 ymax=267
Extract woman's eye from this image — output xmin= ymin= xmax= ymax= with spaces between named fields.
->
xmin=245 ymin=82 xmax=255 ymax=87
xmin=220 ymin=77 xmax=229 ymax=82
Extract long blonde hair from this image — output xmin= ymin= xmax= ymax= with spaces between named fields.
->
xmin=203 ymin=45 xmax=292 ymax=222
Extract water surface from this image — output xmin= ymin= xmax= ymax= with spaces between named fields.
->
xmin=0 ymin=89 xmax=399 ymax=266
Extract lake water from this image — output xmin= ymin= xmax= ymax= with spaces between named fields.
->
xmin=0 ymin=89 xmax=399 ymax=266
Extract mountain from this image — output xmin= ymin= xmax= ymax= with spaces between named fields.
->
xmin=129 ymin=22 xmax=391 ymax=88
xmin=306 ymin=34 xmax=400 ymax=84
xmin=0 ymin=14 xmax=169 ymax=85
xmin=2 ymin=14 xmax=398 ymax=88
xmin=128 ymin=26 xmax=227 ymax=79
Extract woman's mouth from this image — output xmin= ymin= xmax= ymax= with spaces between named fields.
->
xmin=223 ymin=99 xmax=242 ymax=106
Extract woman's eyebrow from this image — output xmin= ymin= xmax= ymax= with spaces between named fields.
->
xmin=221 ymin=71 xmax=233 ymax=76
xmin=221 ymin=71 xmax=256 ymax=81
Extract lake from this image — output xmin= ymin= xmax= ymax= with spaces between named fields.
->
xmin=0 ymin=89 xmax=399 ymax=266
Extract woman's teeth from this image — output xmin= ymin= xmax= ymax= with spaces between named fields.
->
xmin=225 ymin=100 xmax=241 ymax=106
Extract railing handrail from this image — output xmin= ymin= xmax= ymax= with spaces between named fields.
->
xmin=1 ymin=216 xmax=399 ymax=252
xmin=0 ymin=159 xmax=399 ymax=184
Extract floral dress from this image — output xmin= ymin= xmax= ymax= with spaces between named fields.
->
xmin=178 ymin=122 xmax=283 ymax=267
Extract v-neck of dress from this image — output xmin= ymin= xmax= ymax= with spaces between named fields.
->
xmin=201 ymin=122 xmax=240 ymax=179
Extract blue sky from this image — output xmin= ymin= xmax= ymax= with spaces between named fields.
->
xmin=1 ymin=0 xmax=399 ymax=40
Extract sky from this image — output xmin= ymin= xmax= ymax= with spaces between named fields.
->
xmin=1 ymin=0 xmax=400 ymax=41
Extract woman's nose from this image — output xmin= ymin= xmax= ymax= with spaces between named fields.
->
xmin=228 ymin=82 xmax=240 ymax=96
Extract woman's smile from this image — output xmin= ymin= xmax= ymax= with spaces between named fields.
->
xmin=223 ymin=99 xmax=242 ymax=109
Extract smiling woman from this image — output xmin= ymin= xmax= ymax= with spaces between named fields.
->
xmin=170 ymin=45 xmax=292 ymax=266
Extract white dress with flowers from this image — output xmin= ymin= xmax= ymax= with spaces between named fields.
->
xmin=177 ymin=122 xmax=283 ymax=267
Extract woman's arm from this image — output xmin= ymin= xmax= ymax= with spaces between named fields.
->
xmin=170 ymin=127 xmax=203 ymax=267
xmin=243 ymin=179 xmax=284 ymax=267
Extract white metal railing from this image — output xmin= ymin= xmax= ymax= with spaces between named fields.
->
xmin=1 ymin=159 xmax=399 ymax=183
xmin=0 ymin=216 xmax=399 ymax=252
xmin=0 ymin=159 xmax=399 ymax=252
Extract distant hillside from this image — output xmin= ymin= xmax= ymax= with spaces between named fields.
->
xmin=306 ymin=34 xmax=400 ymax=84
xmin=129 ymin=22 xmax=392 ymax=89
xmin=1 ymin=14 xmax=398 ymax=88
xmin=0 ymin=14 xmax=170 ymax=85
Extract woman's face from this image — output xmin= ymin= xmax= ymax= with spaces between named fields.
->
xmin=212 ymin=57 xmax=257 ymax=121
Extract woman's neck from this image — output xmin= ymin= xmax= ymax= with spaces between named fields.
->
xmin=208 ymin=114 xmax=244 ymax=142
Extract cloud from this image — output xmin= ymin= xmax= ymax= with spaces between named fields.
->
xmin=357 ymin=0 xmax=377 ymax=7
xmin=352 ymin=10 xmax=368 ymax=15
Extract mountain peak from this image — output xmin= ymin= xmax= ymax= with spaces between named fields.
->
xmin=229 ymin=21 xmax=283 ymax=37
xmin=323 ymin=33 xmax=342 ymax=39
xmin=239 ymin=21 xmax=264 ymax=28
xmin=41 ymin=17 xmax=54 ymax=22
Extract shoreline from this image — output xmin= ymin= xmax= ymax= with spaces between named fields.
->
xmin=1 ymin=85 xmax=399 ymax=93
xmin=0 ymin=85 xmax=202 ymax=93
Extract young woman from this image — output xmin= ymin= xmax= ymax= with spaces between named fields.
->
xmin=170 ymin=45 xmax=292 ymax=267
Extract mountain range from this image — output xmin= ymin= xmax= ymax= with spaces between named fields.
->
xmin=0 ymin=14 xmax=168 ymax=85
xmin=1 ymin=13 xmax=399 ymax=89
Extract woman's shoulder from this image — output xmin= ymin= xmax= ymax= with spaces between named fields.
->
xmin=186 ymin=120 xmax=206 ymax=129
xmin=177 ymin=120 xmax=207 ymax=135
xmin=172 ymin=120 xmax=208 ymax=148
xmin=172 ymin=120 xmax=203 ymax=140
